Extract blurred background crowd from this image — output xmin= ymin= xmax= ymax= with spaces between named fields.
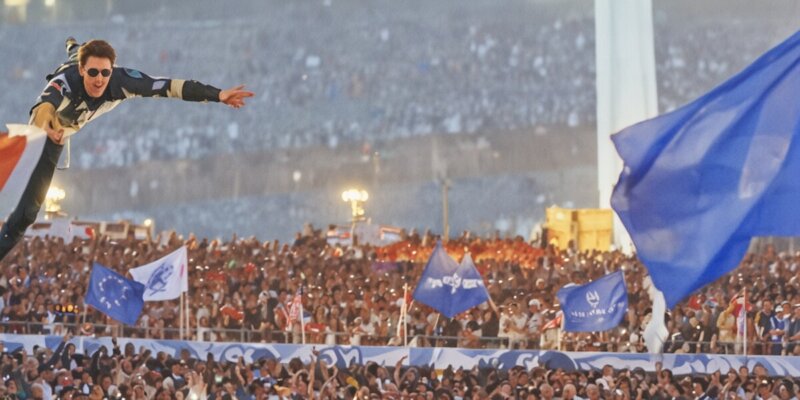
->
xmin=0 ymin=1 xmax=792 ymax=168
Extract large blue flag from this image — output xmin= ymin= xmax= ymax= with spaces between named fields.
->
xmin=612 ymin=30 xmax=800 ymax=309
xmin=413 ymin=243 xmax=490 ymax=318
xmin=557 ymin=271 xmax=628 ymax=332
xmin=85 ymin=263 xmax=145 ymax=326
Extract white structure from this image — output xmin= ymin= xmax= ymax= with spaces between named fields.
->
xmin=595 ymin=0 xmax=659 ymax=250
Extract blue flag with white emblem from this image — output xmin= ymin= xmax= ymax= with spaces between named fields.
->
xmin=612 ymin=30 xmax=800 ymax=309
xmin=85 ymin=263 xmax=145 ymax=326
xmin=412 ymin=242 xmax=490 ymax=318
xmin=557 ymin=270 xmax=627 ymax=332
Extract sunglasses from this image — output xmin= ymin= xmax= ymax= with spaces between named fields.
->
xmin=86 ymin=68 xmax=112 ymax=78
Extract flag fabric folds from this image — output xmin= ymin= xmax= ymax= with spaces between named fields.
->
xmin=130 ymin=246 xmax=189 ymax=301
xmin=0 ymin=124 xmax=47 ymax=208
xmin=412 ymin=242 xmax=489 ymax=318
xmin=85 ymin=263 xmax=145 ymax=326
xmin=557 ymin=270 xmax=628 ymax=332
xmin=731 ymin=292 xmax=752 ymax=337
xmin=289 ymin=287 xmax=303 ymax=324
xmin=611 ymin=30 xmax=800 ymax=309
xmin=541 ymin=311 xmax=563 ymax=332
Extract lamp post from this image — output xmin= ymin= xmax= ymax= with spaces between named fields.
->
xmin=342 ymin=189 xmax=369 ymax=239
xmin=44 ymin=186 xmax=66 ymax=219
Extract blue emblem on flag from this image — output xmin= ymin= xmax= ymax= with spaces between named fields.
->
xmin=557 ymin=271 xmax=628 ymax=332
xmin=412 ymin=243 xmax=490 ymax=318
xmin=145 ymin=262 xmax=174 ymax=296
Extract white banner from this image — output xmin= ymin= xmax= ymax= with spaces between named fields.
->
xmin=130 ymin=246 xmax=188 ymax=301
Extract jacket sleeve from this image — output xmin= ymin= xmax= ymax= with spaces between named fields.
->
xmin=112 ymin=67 xmax=221 ymax=103
xmin=29 ymin=74 xmax=70 ymax=130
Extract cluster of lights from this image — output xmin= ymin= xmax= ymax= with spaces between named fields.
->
xmin=341 ymin=189 xmax=369 ymax=220
xmin=44 ymin=186 xmax=66 ymax=214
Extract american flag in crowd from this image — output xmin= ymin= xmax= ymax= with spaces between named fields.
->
xmin=541 ymin=311 xmax=563 ymax=332
xmin=289 ymin=287 xmax=303 ymax=324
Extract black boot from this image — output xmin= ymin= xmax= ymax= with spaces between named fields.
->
xmin=66 ymin=36 xmax=79 ymax=53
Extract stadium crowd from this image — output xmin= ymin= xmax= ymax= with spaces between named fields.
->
xmin=1 ymin=225 xmax=800 ymax=357
xmin=0 ymin=1 xmax=788 ymax=169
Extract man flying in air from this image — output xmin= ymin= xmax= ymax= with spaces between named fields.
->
xmin=0 ymin=38 xmax=254 ymax=261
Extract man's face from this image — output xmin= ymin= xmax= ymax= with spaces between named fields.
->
xmin=80 ymin=56 xmax=112 ymax=98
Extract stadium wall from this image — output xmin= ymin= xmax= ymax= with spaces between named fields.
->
xmin=2 ymin=334 xmax=799 ymax=377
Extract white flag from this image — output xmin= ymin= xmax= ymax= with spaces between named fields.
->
xmin=130 ymin=246 xmax=188 ymax=301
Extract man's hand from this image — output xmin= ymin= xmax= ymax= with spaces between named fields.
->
xmin=45 ymin=126 xmax=65 ymax=145
xmin=219 ymin=85 xmax=254 ymax=109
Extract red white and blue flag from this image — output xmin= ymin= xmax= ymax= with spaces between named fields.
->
xmin=731 ymin=292 xmax=752 ymax=337
xmin=0 ymin=124 xmax=47 ymax=209
xmin=289 ymin=287 xmax=304 ymax=323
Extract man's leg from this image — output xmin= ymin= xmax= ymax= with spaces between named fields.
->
xmin=66 ymin=37 xmax=79 ymax=61
xmin=0 ymin=139 xmax=63 ymax=261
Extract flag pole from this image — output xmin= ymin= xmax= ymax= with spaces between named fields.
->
xmin=743 ymin=289 xmax=748 ymax=357
xmin=395 ymin=284 xmax=412 ymax=347
xmin=395 ymin=287 xmax=405 ymax=346
xmin=432 ymin=313 xmax=441 ymax=346
xmin=185 ymin=246 xmax=191 ymax=341
xmin=186 ymin=288 xmax=191 ymax=341
xmin=180 ymin=293 xmax=185 ymax=340
xmin=403 ymin=284 xmax=409 ymax=347
xmin=300 ymin=288 xmax=306 ymax=345
xmin=185 ymin=265 xmax=191 ymax=341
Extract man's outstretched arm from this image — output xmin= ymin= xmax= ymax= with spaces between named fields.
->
xmin=110 ymin=67 xmax=253 ymax=107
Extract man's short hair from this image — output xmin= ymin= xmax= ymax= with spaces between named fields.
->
xmin=78 ymin=40 xmax=116 ymax=67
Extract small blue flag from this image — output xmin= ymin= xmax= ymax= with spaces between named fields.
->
xmin=612 ymin=30 xmax=800 ymax=309
xmin=412 ymin=242 xmax=490 ymax=318
xmin=557 ymin=271 xmax=628 ymax=332
xmin=84 ymin=263 xmax=145 ymax=326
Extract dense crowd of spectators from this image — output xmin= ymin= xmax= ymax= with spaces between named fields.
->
xmin=0 ymin=0 xmax=790 ymax=169
xmin=2 ymin=333 xmax=800 ymax=399
xmin=2 ymin=224 xmax=800 ymax=357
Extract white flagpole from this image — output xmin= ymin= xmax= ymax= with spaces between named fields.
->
xmin=403 ymin=284 xmax=409 ymax=347
xmin=432 ymin=313 xmax=441 ymax=346
xmin=180 ymin=293 xmax=185 ymax=340
xmin=396 ymin=284 xmax=408 ymax=346
xmin=185 ymin=290 xmax=190 ymax=341
xmin=394 ymin=297 xmax=404 ymax=343
xmin=743 ymin=290 xmax=748 ymax=357
xmin=300 ymin=288 xmax=306 ymax=345
xmin=186 ymin=247 xmax=191 ymax=341
xmin=185 ymin=266 xmax=191 ymax=341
